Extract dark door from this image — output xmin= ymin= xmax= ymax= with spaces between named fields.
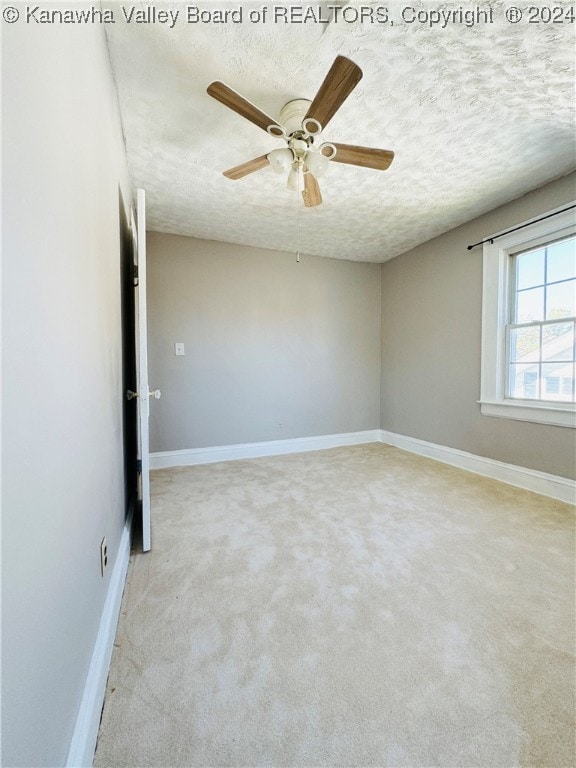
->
xmin=119 ymin=192 xmax=138 ymax=518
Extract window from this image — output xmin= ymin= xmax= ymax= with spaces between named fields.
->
xmin=508 ymin=236 xmax=575 ymax=403
xmin=480 ymin=204 xmax=576 ymax=428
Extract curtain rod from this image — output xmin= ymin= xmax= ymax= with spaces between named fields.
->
xmin=466 ymin=204 xmax=576 ymax=251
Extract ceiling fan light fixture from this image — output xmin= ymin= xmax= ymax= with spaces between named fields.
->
xmin=304 ymin=149 xmax=330 ymax=179
xmin=268 ymin=147 xmax=294 ymax=175
xmin=287 ymin=164 xmax=304 ymax=192
xmin=291 ymin=138 xmax=309 ymax=158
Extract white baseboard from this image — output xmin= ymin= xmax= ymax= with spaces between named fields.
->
xmin=66 ymin=510 xmax=133 ymax=768
xmin=151 ymin=428 xmax=574 ymax=504
xmin=150 ymin=430 xmax=381 ymax=469
xmin=379 ymin=430 xmax=575 ymax=505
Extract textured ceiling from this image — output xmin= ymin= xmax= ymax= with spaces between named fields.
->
xmin=104 ymin=1 xmax=576 ymax=262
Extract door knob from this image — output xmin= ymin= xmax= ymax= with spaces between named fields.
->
xmin=126 ymin=389 xmax=160 ymax=400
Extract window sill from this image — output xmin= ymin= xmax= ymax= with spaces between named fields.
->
xmin=479 ymin=399 xmax=576 ymax=428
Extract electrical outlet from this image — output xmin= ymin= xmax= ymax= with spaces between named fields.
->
xmin=100 ymin=537 xmax=108 ymax=577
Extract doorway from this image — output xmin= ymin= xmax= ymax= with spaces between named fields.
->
xmin=119 ymin=191 xmax=138 ymax=520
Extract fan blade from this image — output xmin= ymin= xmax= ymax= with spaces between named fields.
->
xmin=329 ymin=143 xmax=394 ymax=171
xmin=304 ymin=56 xmax=363 ymax=130
xmin=302 ymin=171 xmax=322 ymax=207
xmin=207 ymin=81 xmax=280 ymax=134
xmin=223 ymin=154 xmax=270 ymax=180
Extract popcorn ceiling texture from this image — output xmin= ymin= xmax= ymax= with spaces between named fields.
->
xmin=104 ymin=1 xmax=576 ymax=262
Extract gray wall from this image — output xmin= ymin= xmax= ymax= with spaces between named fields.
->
xmin=147 ymin=234 xmax=382 ymax=452
xmin=380 ymin=172 xmax=576 ymax=480
xmin=2 ymin=18 xmax=131 ymax=768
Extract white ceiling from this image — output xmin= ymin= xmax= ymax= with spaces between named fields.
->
xmin=104 ymin=1 xmax=575 ymax=262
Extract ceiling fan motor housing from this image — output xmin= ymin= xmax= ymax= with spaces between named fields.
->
xmin=279 ymin=99 xmax=313 ymax=136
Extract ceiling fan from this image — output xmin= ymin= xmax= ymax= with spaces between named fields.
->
xmin=206 ymin=55 xmax=394 ymax=207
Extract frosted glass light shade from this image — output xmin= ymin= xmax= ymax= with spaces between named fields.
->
xmin=305 ymin=150 xmax=330 ymax=178
xmin=268 ymin=148 xmax=294 ymax=175
xmin=287 ymin=166 xmax=304 ymax=192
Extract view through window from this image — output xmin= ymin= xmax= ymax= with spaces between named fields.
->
xmin=508 ymin=235 xmax=576 ymax=403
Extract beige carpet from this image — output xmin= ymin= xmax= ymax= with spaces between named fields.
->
xmin=94 ymin=444 xmax=575 ymax=767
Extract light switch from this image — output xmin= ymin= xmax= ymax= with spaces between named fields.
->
xmin=175 ymin=342 xmax=185 ymax=356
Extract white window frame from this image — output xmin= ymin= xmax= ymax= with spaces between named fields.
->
xmin=480 ymin=202 xmax=576 ymax=429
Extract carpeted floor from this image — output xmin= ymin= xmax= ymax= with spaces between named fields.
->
xmin=94 ymin=443 xmax=575 ymax=768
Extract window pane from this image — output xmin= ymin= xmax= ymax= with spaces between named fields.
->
xmin=509 ymin=364 xmax=539 ymax=399
xmin=541 ymin=322 xmax=575 ymax=362
xmin=562 ymin=370 xmax=575 ymax=397
xmin=547 ymin=238 xmax=576 ymax=284
xmin=516 ymin=248 xmax=545 ymax=290
xmin=541 ymin=362 xmax=574 ymax=402
xmin=546 ymin=279 xmax=575 ymax=320
xmin=516 ymin=287 xmax=544 ymax=323
xmin=509 ymin=326 xmax=540 ymax=363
